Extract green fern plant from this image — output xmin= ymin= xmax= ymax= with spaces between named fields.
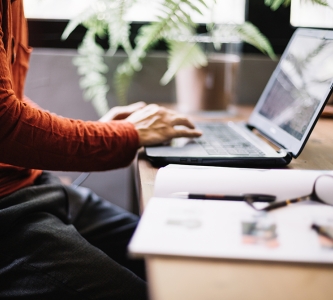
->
xmin=62 ymin=0 xmax=330 ymax=116
xmin=265 ymin=0 xmax=330 ymax=11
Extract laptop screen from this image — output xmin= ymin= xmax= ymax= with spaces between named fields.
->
xmin=249 ymin=29 xmax=333 ymax=157
xmin=258 ymin=34 xmax=333 ymax=141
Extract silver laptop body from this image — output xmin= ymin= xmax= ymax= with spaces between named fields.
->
xmin=145 ymin=28 xmax=333 ymax=168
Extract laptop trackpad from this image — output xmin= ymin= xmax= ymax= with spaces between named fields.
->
xmin=147 ymin=138 xmax=207 ymax=157
xmin=171 ymin=137 xmax=196 ymax=148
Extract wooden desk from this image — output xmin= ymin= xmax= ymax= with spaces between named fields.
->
xmin=136 ymin=106 xmax=333 ymax=300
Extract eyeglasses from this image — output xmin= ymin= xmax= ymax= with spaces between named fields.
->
xmin=245 ymin=174 xmax=333 ymax=212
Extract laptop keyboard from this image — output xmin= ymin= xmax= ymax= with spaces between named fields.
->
xmin=195 ymin=123 xmax=265 ymax=156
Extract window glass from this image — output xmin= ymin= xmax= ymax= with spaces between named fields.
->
xmin=24 ymin=0 xmax=93 ymax=20
xmin=24 ymin=0 xmax=245 ymax=24
xmin=290 ymin=0 xmax=333 ymax=28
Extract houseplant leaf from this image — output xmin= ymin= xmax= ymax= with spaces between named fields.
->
xmin=114 ymin=0 xmax=209 ymax=102
xmin=73 ymin=29 xmax=110 ymax=116
xmin=63 ymin=0 xmax=332 ymax=114
xmin=235 ymin=22 xmax=277 ymax=60
xmin=160 ymin=41 xmax=208 ymax=85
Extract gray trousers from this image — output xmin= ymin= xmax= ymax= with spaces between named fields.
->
xmin=0 ymin=172 xmax=148 ymax=299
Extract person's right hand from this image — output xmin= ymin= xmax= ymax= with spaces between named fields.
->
xmin=126 ymin=104 xmax=202 ymax=147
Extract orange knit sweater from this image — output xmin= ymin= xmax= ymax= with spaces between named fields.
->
xmin=0 ymin=0 xmax=139 ymax=197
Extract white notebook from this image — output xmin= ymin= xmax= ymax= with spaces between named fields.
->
xmin=129 ymin=165 xmax=333 ymax=264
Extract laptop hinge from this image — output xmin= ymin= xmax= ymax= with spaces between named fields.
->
xmin=246 ymin=124 xmax=294 ymax=157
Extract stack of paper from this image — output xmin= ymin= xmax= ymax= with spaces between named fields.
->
xmin=129 ymin=165 xmax=333 ymax=264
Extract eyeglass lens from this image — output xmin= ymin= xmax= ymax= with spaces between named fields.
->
xmin=314 ymin=175 xmax=333 ymax=205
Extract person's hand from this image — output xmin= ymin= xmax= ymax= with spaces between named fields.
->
xmin=99 ymin=101 xmax=146 ymax=122
xmin=125 ymin=104 xmax=202 ymax=147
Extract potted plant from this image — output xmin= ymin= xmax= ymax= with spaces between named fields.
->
xmin=62 ymin=0 xmax=328 ymax=116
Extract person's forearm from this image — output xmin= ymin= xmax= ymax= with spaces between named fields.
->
xmin=0 ymin=92 xmax=139 ymax=171
xmin=22 ymin=96 xmax=43 ymax=110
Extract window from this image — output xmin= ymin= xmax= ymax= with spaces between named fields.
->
xmin=25 ymin=0 xmax=293 ymax=54
xmin=290 ymin=0 xmax=333 ymax=28
xmin=24 ymin=0 xmax=92 ymax=20
xmin=24 ymin=0 xmax=245 ymax=24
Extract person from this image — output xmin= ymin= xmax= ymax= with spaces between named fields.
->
xmin=0 ymin=0 xmax=202 ymax=299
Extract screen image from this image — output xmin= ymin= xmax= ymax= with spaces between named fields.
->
xmin=259 ymin=35 xmax=333 ymax=140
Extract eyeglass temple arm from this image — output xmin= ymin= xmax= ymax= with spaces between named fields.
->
xmin=262 ymin=197 xmax=305 ymax=212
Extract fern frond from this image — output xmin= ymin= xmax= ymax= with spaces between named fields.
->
xmin=107 ymin=22 xmax=132 ymax=56
xmin=63 ymin=0 xmax=138 ymax=111
xmin=160 ymin=41 xmax=208 ymax=85
xmin=283 ymin=0 xmax=292 ymax=7
xmin=73 ymin=30 xmax=110 ymax=117
xmin=183 ymin=0 xmax=207 ymax=16
xmin=62 ymin=8 xmax=96 ymax=40
xmin=63 ymin=0 xmax=134 ymax=55
xmin=159 ymin=0 xmax=208 ymax=28
xmin=82 ymin=17 xmax=108 ymax=40
xmin=113 ymin=0 xmax=209 ymax=99
xmin=112 ymin=22 xmax=166 ymax=102
xmin=104 ymin=0 xmax=137 ymax=55
xmin=234 ymin=22 xmax=276 ymax=60
xmin=114 ymin=61 xmax=136 ymax=104
xmin=268 ymin=0 xmax=288 ymax=10
xmin=265 ymin=0 xmax=331 ymax=10
xmin=265 ymin=0 xmax=292 ymax=10
xmin=306 ymin=0 xmax=331 ymax=7
xmin=113 ymin=20 xmax=175 ymax=100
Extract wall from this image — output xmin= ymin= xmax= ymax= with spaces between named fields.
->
xmin=25 ymin=49 xmax=136 ymax=211
xmin=25 ymin=48 xmax=278 ymax=211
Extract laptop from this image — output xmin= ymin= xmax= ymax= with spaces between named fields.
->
xmin=145 ymin=28 xmax=333 ymax=168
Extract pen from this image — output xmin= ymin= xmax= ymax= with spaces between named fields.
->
xmin=170 ymin=192 xmax=276 ymax=202
xmin=311 ymin=223 xmax=333 ymax=242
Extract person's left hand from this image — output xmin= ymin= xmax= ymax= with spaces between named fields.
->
xmin=99 ymin=101 xmax=147 ymax=122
